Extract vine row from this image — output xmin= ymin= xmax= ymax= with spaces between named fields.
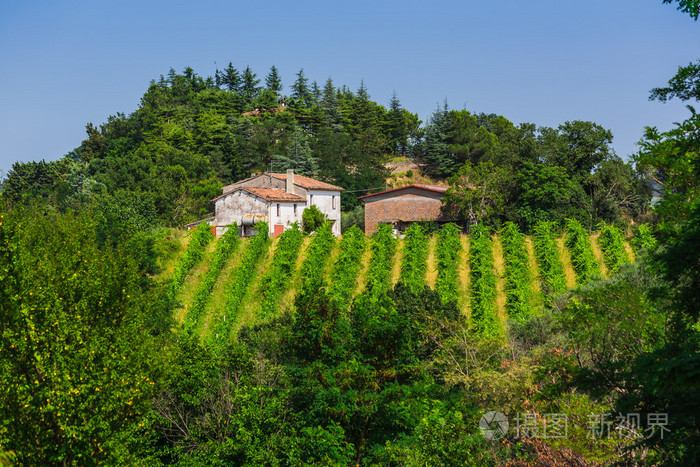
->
xmin=532 ymin=221 xmax=567 ymax=298
xmin=298 ymin=222 xmax=336 ymax=291
xmin=469 ymin=224 xmax=499 ymax=336
xmin=400 ymin=223 xmax=428 ymax=294
xmin=166 ymin=223 xmax=214 ymax=305
xmin=328 ymin=225 xmax=366 ymax=309
xmin=597 ymin=223 xmax=627 ymax=275
xmin=182 ymin=226 xmax=239 ymax=335
xmin=435 ymin=223 xmax=462 ymax=304
xmin=499 ymin=221 xmax=533 ymax=319
xmin=365 ymin=223 xmax=397 ymax=298
xmin=259 ymin=224 xmax=304 ymax=319
xmin=209 ymin=223 xmax=270 ymax=348
xmin=631 ymin=223 xmax=657 ymax=254
xmin=565 ymin=218 xmax=600 ymax=283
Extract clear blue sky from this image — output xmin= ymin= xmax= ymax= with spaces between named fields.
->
xmin=1 ymin=0 xmax=698 ymax=177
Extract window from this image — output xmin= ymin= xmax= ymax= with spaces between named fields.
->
xmin=276 ymin=203 xmax=280 ymax=217
xmin=293 ymin=204 xmax=297 ymax=215
xmin=332 ymin=195 xmax=336 ymax=210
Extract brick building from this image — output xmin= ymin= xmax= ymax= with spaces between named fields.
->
xmin=358 ymin=184 xmax=449 ymax=235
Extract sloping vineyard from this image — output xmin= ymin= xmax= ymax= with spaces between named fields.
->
xmin=163 ymin=222 xmax=654 ymax=343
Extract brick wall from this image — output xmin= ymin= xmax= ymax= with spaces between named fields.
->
xmin=363 ymin=187 xmax=445 ymax=235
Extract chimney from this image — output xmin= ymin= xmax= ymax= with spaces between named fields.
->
xmin=286 ymin=169 xmax=294 ymax=194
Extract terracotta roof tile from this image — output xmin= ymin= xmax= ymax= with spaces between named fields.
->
xmin=358 ymin=184 xmax=448 ymax=199
xmin=266 ymin=173 xmax=344 ymax=191
xmin=212 ymin=187 xmax=306 ymax=203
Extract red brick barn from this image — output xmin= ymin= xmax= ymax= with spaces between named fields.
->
xmin=358 ymin=184 xmax=449 ymax=235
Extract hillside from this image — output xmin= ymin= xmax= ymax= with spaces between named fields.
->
xmin=162 ymin=220 xmax=645 ymax=343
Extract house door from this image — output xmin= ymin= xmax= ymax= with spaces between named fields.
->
xmin=273 ymin=224 xmax=285 ymax=237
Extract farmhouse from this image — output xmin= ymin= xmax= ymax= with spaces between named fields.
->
xmin=211 ymin=169 xmax=343 ymax=237
xmin=359 ymin=184 xmax=449 ymax=235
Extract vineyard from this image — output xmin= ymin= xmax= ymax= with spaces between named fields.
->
xmin=160 ymin=221 xmax=645 ymax=346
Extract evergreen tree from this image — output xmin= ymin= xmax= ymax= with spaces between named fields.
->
xmin=419 ymin=101 xmax=454 ymax=178
xmin=265 ymin=65 xmax=283 ymax=93
xmin=271 ymin=125 xmax=317 ymax=176
xmin=220 ymin=62 xmax=241 ymax=92
xmin=291 ymin=68 xmax=311 ymax=108
xmin=387 ymin=91 xmax=409 ymax=156
xmin=321 ymin=78 xmax=341 ymax=126
xmin=241 ymin=65 xmax=260 ymax=103
xmin=311 ymin=80 xmax=321 ymax=101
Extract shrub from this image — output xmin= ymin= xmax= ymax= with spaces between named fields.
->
xmin=302 ymin=205 xmax=327 ymax=233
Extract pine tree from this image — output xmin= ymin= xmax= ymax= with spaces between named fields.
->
xmin=291 ymin=68 xmax=311 ymax=108
xmin=421 ymin=101 xmax=454 ymax=177
xmin=265 ymin=65 xmax=282 ymax=93
xmin=271 ymin=125 xmax=317 ymax=176
xmin=221 ymin=62 xmax=241 ymax=93
xmin=241 ymin=65 xmax=260 ymax=104
xmin=387 ymin=91 xmax=409 ymax=156
xmin=322 ymin=77 xmax=341 ymax=126
xmin=311 ymin=80 xmax=321 ymax=101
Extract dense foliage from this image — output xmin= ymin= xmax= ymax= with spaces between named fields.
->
xmin=0 ymin=204 xmax=168 ymax=464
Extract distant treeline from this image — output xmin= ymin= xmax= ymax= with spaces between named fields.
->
xmin=2 ymin=64 xmax=650 ymax=233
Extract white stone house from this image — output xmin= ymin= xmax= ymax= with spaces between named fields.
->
xmin=211 ymin=169 xmax=343 ymax=237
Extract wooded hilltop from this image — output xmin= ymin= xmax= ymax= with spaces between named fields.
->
xmin=1 ymin=1 xmax=699 ymax=464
